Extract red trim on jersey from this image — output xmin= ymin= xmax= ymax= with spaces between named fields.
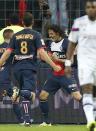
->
xmin=53 ymin=61 xmax=65 ymax=76
xmin=71 ymin=28 xmax=79 ymax=31
xmin=53 ymin=69 xmax=64 ymax=76
xmin=7 ymin=48 xmax=14 ymax=52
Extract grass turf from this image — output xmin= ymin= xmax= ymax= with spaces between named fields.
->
xmin=0 ymin=124 xmax=87 ymax=131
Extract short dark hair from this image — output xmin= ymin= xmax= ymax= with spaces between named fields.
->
xmin=48 ymin=24 xmax=66 ymax=38
xmin=3 ymin=29 xmax=14 ymax=39
xmin=23 ymin=12 xmax=34 ymax=27
xmin=9 ymin=13 xmax=19 ymax=25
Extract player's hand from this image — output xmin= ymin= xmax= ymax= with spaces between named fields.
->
xmin=53 ymin=65 xmax=61 ymax=72
xmin=65 ymin=66 xmax=72 ymax=77
xmin=52 ymin=52 xmax=59 ymax=61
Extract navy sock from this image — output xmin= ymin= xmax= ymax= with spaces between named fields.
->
xmin=21 ymin=97 xmax=31 ymax=123
xmin=20 ymin=90 xmax=32 ymax=100
xmin=40 ymin=100 xmax=50 ymax=123
xmin=13 ymin=103 xmax=24 ymax=123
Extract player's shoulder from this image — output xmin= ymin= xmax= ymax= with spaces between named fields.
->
xmin=63 ymin=37 xmax=68 ymax=43
xmin=74 ymin=15 xmax=88 ymax=23
xmin=14 ymin=29 xmax=41 ymax=37
xmin=62 ymin=37 xmax=68 ymax=49
xmin=0 ymin=42 xmax=8 ymax=48
xmin=31 ymin=29 xmax=41 ymax=38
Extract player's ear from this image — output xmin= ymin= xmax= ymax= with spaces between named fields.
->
xmin=32 ymin=19 xmax=34 ymax=27
xmin=22 ymin=21 xmax=24 ymax=26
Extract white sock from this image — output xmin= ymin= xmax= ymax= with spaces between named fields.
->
xmin=93 ymin=97 xmax=96 ymax=119
xmin=83 ymin=94 xmax=94 ymax=124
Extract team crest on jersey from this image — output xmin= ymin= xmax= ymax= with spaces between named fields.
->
xmin=41 ymin=39 xmax=45 ymax=46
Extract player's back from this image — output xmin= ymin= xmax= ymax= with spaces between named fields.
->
xmin=11 ymin=28 xmax=42 ymax=71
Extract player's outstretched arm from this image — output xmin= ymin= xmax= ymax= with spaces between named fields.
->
xmin=65 ymin=41 xmax=77 ymax=76
xmin=38 ymin=48 xmax=61 ymax=72
xmin=66 ymin=41 xmax=76 ymax=61
xmin=0 ymin=49 xmax=12 ymax=67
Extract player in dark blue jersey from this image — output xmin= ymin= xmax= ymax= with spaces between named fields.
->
xmin=0 ymin=12 xmax=61 ymax=126
xmin=39 ymin=25 xmax=82 ymax=126
xmin=0 ymin=29 xmax=24 ymax=124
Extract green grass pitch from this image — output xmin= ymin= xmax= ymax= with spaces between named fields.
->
xmin=0 ymin=124 xmax=86 ymax=131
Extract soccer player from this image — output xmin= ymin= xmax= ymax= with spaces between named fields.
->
xmin=39 ymin=25 xmax=82 ymax=126
xmin=0 ymin=13 xmax=24 ymax=44
xmin=0 ymin=29 xmax=24 ymax=124
xmin=65 ymin=0 xmax=96 ymax=130
xmin=0 ymin=12 xmax=61 ymax=126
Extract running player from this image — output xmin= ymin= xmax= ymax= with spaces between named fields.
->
xmin=0 ymin=29 xmax=24 ymax=124
xmin=0 ymin=12 xmax=61 ymax=126
xmin=65 ymin=0 xmax=96 ymax=130
xmin=39 ymin=25 xmax=82 ymax=126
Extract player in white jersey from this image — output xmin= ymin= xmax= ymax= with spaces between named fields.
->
xmin=65 ymin=0 xmax=96 ymax=131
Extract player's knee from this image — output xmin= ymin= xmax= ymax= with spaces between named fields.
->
xmin=82 ymin=84 xmax=93 ymax=94
xmin=39 ymin=90 xmax=49 ymax=100
xmin=72 ymin=91 xmax=82 ymax=101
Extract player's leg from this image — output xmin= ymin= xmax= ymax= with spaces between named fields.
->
xmin=39 ymin=90 xmax=50 ymax=126
xmin=39 ymin=76 xmax=60 ymax=126
xmin=59 ymin=74 xmax=82 ymax=101
xmin=0 ymin=67 xmax=24 ymax=124
xmin=19 ymin=70 xmax=36 ymax=126
xmin=93 ymin=86 xmax=96 ymax=120
xmin=7 ymin=85 xmax=24 ymax=124
xmin=78 ymin=66 xmax=95 ymax=131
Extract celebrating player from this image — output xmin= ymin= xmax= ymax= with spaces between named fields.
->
xmin=0 ymin=12 xmax=61 ymax=126
xmin=39 ymin=25 xmax=82 ymax=126
xmin=0 ymin=29 xmax=24 ymax=124
xmin=65 ymin=0 xmax=96 ymax=130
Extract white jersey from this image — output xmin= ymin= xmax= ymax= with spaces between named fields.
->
xmin=69 ymin=15 xmax=96 ymax=60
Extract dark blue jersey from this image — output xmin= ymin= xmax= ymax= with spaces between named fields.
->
xmin=0 ymin=42 xmax=13 ymax=85
xmin=0 ymin=42 xmax=13 ymax=67
xmin=8 ymin=28 xmax=43 ymax=71
xmin=47 ymin=38 xmax=68 ymax=59
xmin=46 ymin=38 xmax=68 ymax=76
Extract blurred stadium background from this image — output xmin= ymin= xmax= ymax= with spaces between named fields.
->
xmin=0 ymin=0 xmax=87 ymax=126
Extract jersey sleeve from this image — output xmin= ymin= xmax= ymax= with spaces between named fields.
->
xmin=62 ymin=38 xmax=69 ymax=52
xmin=68 ymin=19 xmax=80 ymax=43
xmin=7 ymin=35 xmax=16 ymax=51
xmin=35 ymin=33 xmax=45 ymax=49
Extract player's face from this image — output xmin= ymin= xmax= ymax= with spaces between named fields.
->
xmin=5 ymin=32 xmax=14 ymax=40
xmin=9 ymin=32 xmax=14 ymax=39
xmin=86 ymin=2 xmax=96 ymax=20
xmin=48 ymin=30 xmax=58 ymax=42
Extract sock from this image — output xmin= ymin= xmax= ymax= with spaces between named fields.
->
xmin=93 ymin=97 xmax=96 ymax=120
xmin=83 ymin=94 xmax=94 ymax=124
xmin=40 ymin=100 xmax=50 ymax=123
xmin=20 ymin=90 xmax=32 ymax=100
xmin=21 ymin=97 xmax=31 ymax=123
xmin=13 ymin=103 xmax=24 ymax=123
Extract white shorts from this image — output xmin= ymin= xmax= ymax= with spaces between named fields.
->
xmin=78 ymin=58 xmax=96 ymax=86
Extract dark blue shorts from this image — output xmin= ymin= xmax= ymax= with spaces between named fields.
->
xmin=0 ymin=66 xmax=11 ymax=84
xmin=43 ymin=74 xmax=78 ymax=95
xmin=13 ymin=69 xmax=36 ymax=92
